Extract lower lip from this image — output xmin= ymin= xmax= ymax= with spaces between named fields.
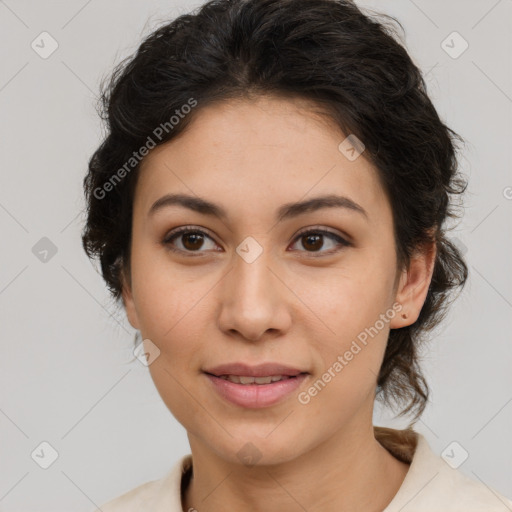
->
xmin=204 ymin=373 xmax=308 ymax=408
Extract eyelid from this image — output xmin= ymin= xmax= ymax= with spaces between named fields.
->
xmin=164 ymin=224 xmax=217 ymax=241
xmin=293 ymin=225 xmax=352 ymax=243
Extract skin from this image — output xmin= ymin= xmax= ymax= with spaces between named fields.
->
xmin=121 ymin=95 xmax=436 ymax=512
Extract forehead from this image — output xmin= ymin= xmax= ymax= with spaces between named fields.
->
xmin=134 ymin=96 xmax=390 ymax=225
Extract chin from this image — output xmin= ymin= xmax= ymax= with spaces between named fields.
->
xmin=204 ymin=430 xmax=306 ymax=467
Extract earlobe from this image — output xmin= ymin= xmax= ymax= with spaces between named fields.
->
xmin=390 ymin=240 xmax=437 ymax=329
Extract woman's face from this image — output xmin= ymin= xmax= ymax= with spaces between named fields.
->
xmin=122 ymin=95 xmax=424 ymax=465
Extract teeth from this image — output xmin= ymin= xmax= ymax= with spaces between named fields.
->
xmin=218 ymin=375 xmax=292 ymax=384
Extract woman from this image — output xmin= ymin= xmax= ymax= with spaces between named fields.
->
xmin=82 ymin=0 xmax=512 ymax=510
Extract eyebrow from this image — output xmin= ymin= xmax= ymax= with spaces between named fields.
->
xmin=148 ymin=193 xmax=368 ymax=222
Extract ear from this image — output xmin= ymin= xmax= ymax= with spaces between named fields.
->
xmin=389 ymin=238 xmax=437 ymax=329
xmin=120 ymin=267 xmax=140 ymax=330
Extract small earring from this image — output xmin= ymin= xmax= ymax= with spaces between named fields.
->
xmin=401 ymin=313 xmax=408 ymax=319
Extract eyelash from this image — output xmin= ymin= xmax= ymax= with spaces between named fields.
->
xmin=162 ymin=225 xmax=351 ymax=257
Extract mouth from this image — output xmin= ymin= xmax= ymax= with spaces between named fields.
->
xmin=202 ymin=364 xmax=309 ymax=408
xmin=210 ymin=374 xmax=304 ymax=385
xmin=203 ymin=362 xmax=307 ymax=378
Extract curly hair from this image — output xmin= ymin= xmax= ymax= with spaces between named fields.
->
xmin=81 ymin=0 xmax=468 ymax=423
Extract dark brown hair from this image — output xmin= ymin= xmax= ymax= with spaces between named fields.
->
xmin=81 ymin=0 xmax=468 ymax=423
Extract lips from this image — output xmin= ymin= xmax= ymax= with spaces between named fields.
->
xmin=205 ymin=372 xmax=308 ymax=408
xmin=202 ymin=362 xmax=309 ymax=408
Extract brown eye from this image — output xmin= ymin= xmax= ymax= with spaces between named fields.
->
xmin=181 ymin=232 xmax=205 ymax=251
xmin=301 ymin=233 xmax=323 ymax=252
xmin=290 ymin=229 xmax=351 ymax=255
xmin=163 ymin=227 xmax=219 ymax=255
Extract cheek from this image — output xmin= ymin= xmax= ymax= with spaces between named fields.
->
xmin=296 ymin=261 xmax=394 ymax=389
xmin=133 ymin=269 xmax=208 ymax=425
xmin=130 ymin=243 xmax=207 ymax=339
xmin=146 ymin=359 xmax=206 ymax=440
xmin=299 ymin=262 xmax=393 ymax=337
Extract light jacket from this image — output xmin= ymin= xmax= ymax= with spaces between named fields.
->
xmin=94 ymin=426 xmax=512 ymax=511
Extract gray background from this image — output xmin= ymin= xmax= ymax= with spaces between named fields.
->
xmin=0 ymin=0 xmax=511 ymax=510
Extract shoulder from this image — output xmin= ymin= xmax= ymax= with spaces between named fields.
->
xmin=93 ymin=479 xmax=161 ymax=512
xmin=431 ymin=465 xmax=512 ymax=510
xmin=379 ymin=428 xmax=512 ymax=511
xmin=92 ymin=454 xmax=192 ymax=512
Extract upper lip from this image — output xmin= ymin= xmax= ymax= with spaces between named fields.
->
xmin=203 ymin=362 xmax=307 ymax=377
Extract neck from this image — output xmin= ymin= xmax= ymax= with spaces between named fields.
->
xmin=182 ymin=421 xmax=410 ymax=512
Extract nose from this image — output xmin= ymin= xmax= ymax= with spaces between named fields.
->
xmin=216 ymin=246 xmax=292 ymax=343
